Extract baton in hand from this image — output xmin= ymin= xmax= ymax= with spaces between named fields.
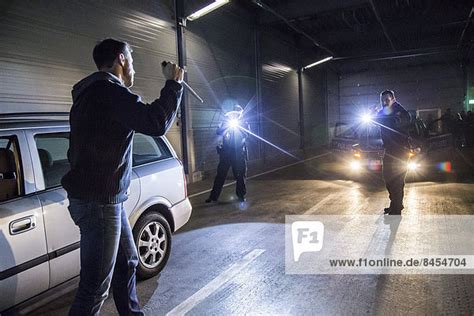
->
xmin=161 ymin=61 xmax=204 ymax=103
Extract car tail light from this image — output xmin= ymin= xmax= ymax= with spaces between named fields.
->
xmin=177 ymin=159 xmax=188 ymax=197
xmin=183 ymin=171 xmax=188 ymax=197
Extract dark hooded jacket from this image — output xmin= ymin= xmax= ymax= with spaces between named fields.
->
xmin=61 ymin=71 xmax=182 ymax=204
xmin=375 ymin=102 xmax=411 ymax=155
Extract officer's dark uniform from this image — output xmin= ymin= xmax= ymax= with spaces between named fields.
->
xmin=207 ymin=119 xmax=249 ymax=202
xmin=375 ymin=102 xmax=411 ymax=215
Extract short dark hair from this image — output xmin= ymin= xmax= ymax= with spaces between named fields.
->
xmin=92 ymin=38 xmax=131 ymax=70
xmin=380 ymin=90 xmax=395 ymax=98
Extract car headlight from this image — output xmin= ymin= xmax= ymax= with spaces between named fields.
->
xmin=407 ymin=161 xmax=419 ymax=171
xmin=350 ymin=161 xmax=361 ymax=170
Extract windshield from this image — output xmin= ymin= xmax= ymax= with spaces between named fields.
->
xmin=335 ymin=123 xmax=380 ymax=140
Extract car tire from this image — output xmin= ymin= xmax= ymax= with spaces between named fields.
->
xmin=133 ymin=212 xmax=172 ymax=280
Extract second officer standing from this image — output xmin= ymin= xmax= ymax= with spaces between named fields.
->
xmin=206 ymin=105 xmax=249 ymax=203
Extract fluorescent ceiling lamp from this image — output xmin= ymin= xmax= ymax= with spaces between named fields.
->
xmin=469 ymin=99 xmax=474 ymax=105
xmin=302 ymin=56 xmax=333 ymax=71
xmin=187 ymin=0 xmax=230 ymax=21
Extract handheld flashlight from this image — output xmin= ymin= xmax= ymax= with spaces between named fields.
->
xmin=161 ymin=61 xmax=204 ymax=103
xmin=229 ymin=118 xmax=240 ymax=128
xmin=361 ymin=113 xmax=372 ymax=124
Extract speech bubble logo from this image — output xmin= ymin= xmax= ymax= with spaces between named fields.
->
xmin=292 ymin=221 xmax=324 ymax=262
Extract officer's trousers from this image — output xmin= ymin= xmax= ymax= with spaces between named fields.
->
xmin=382 ymin=152 xmax=408 ymax=214
xmin=209 ymin=153 xmax=247 ymax=200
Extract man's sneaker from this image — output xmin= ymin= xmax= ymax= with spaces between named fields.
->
xmin=383 ymin=207 xmax=391 ymax=214
xmin=238 ymin=197 xmax=246 ymax=202
xmin=205 ymin=198 xmax=216 ymax=203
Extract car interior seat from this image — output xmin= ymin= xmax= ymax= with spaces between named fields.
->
xmin=38 ymin=148 xmax=54 ymax=187
xmin=0 ymin=148 xmax=18 ymax=201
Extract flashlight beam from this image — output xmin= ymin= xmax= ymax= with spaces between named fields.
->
xmin=369 ymin=119 xmax=410 ymax=137
xmin=237 ymin=126 xmax=299 ymax=160
xmin=261 ymin=114 xmax=300 ymax=137
xmin=367 ymin=119 xmax=409 ymax=138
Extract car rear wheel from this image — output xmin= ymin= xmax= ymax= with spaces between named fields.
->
xmin=133 ymin=212 xmax=172 ymax=279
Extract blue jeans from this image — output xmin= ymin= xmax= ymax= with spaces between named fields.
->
xmin=68 ymin=198 xmax=143 ymax=316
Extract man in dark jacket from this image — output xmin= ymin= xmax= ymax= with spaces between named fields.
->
xmin=375 ymin=90 xmax=411 ymax=215
xmin=206 ymin=105 xmax=249 ymax=203
xmin=61 ymin=38 xmax=183 ymax=315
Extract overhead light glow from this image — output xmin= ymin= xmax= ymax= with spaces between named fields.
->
xmin=302 ymin=56 xmax=333 ymax=71
xmin=262 ymin=63 xmax=292 ymax=73
xmin=187 ymin=0 xmax=230 ymax=21
xmin=469 ymin=99 xmax=474 ymax=105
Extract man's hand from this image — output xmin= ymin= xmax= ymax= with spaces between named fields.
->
xmin=161 ymin=61 xmax=184 ymax=83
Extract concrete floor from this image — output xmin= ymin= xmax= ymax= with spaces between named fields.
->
xmin=33 ymin=153 xmax=474 ymax=315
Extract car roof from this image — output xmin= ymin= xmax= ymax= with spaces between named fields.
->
xmin=0 ymin=112 xmax=69 ymax=131
xmin=0 ymin=112 xmax=176 ymax=158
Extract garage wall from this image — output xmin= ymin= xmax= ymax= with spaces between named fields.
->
xmin=184 ymin=4 xmax=257 ymax=176
xmin=0 ymin=0 xmax=181 ymax=147
xmin=467 ymin=61 xmax=474 ymax=112
xmin=260 ymin=29 xmax=300 ymax=160
xmin=0 ymin=0 xmax=333 ymax=181
xmin=338 ymin=61 xmax=465 ymax=124
xmin=302 ymin=67 xmax=335 ymax=148
xmin=326 ymin=68 xmax=340 ymax=140
xmin=0 ymin=0 xmax=258 ymax=179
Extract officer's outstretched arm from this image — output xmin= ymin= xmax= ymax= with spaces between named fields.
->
xmin=396 ymin=109 xmax=412 ymax=132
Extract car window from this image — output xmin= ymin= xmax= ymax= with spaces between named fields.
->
xmin=335 ymin=124 xmax=357 ymax=139
xmin=0 ymin=136 xmax=23 ymax=202
xmin=34 ymin=133 xmax=70 ymax=189
xmin=132 ymin=134 xmax=172 ymax=167
xmin=335 ymin=123 xmax=380 ymax=140
xmin=359 ymin=125 xmax=380 ymax=139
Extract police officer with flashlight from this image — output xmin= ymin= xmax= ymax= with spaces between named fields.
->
xmin=375 ymin=90 xmax=411 ymax=215
xmin=206 ymin=105 xmax=249 ymax=203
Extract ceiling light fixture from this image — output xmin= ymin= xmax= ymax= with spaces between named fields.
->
xmin=302 ymin=56 xmax=333 ymax=71
xmin=187 ymin=0 xmax=230 ymax=21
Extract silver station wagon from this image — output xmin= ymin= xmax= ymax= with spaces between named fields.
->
xmin=0 ymin=112 xmax=192 ymax=313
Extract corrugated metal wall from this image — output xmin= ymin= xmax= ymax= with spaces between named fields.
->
xmin=326 ymin=68 xmax=340 ymax=140
xmin=302 ymin=69 xmax=330 ymax=148
xmin=260 ymin=30 xmax=300 ymax=159
xmin=0 ymin=0 xmax=333 ymax=180
xmin=184 ymin=4 xmax=257 ymax=176
xmin=0 ymin=0 xmax=181 ymax=146
xmin=338 ymin=62 xmax=464 ymax=123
